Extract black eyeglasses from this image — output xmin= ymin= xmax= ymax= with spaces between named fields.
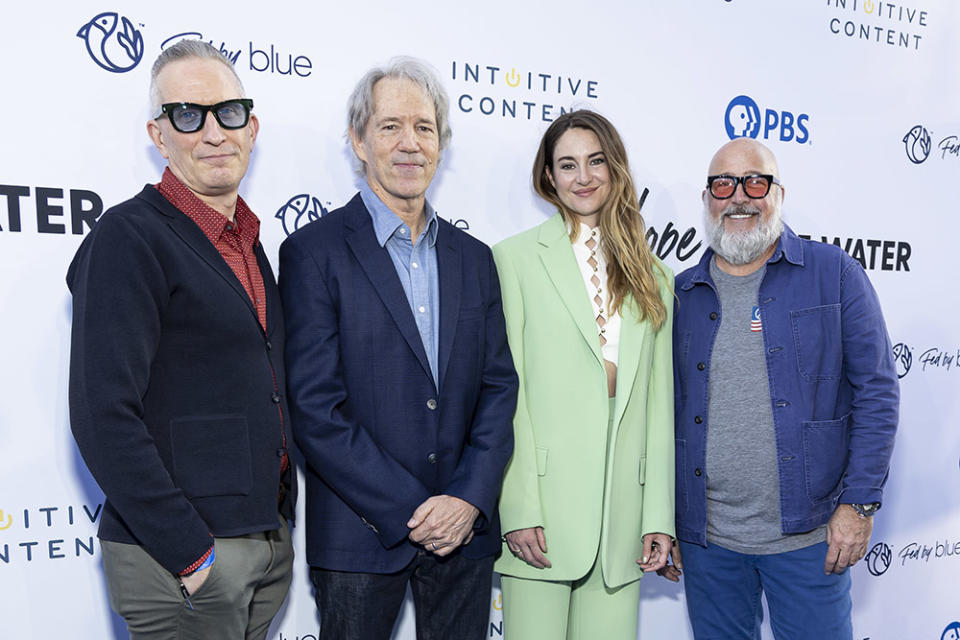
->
xmin=154 ymin=99 xmax=254 ymax=133
xmin=706 ymin=174 xmax=781 ymax=199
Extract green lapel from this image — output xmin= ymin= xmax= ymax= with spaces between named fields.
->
xmin=537 ymin=214 xmax=603 ymax=369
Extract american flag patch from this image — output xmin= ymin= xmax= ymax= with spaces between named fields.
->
xmin=750 ymin=306 xmax=762 ymax=332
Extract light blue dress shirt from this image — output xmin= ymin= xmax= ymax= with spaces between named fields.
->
xmin=360 ymin=182 xmax=440 ymax=386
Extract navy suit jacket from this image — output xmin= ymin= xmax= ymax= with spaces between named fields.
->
xmin=67 ymin=186 xmax=296 ymax=575
xmin=279 ymin=193 xmax=517 ymax=573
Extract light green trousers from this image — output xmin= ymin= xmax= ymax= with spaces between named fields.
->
xmin=500 ymin=558 xmax=641 ymax=640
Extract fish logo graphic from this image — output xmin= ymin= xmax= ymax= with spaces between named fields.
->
xmin=864 ymin=542 xmax=892 ymax=576
xmin=902 ymin=124 xmax=931 ymax=164
xmin=77 ymin=12 xmax=144 ymax=73
xmin=892 ymin=342 xmax=912 ymax=379
xmin=275 ymin=194 xmax=329 ymax=236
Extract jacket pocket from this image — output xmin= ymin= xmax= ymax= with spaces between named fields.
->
xmin=791 ymin=304 xmax=842 ymax=381
xmin=802 ymin=414 xmax=850 ymax=504
xmin=535 ymin=446 xmax=548 ymax=477
xmin=170 ymin=414 xmax=253 ymax=498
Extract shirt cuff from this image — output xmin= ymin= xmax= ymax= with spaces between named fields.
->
xmin=179 ymin=545 xmax=215 ymax=576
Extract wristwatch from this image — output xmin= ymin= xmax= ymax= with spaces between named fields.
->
xmin=849 ymin=502 xmax=881 ymax=518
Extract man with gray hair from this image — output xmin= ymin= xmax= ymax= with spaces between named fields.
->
xmin=662 ymin=137 xmax=899 ymax=639
xmin=67 ymin=39 xmax=295 ymax=639
xmin=279 ymin=56 xmax=517 ymax=639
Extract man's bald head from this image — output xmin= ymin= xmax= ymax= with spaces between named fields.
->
xmin=702 ymin=138 xmax=785 ymax=273
xmin=707 ymin=137 xmax=780 ymax=180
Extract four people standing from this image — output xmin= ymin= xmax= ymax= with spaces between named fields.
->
xmin=66 ymin=44 xmax=898 ymax=640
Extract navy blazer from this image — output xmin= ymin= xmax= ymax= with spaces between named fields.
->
xmin=279 ymin=193 xmax=517 ymax=573
xmin=67 ymin=186 xmax=296 ymax=575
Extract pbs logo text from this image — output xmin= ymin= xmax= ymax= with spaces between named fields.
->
xmin=725 ymin=95 xmax=810 ymax=145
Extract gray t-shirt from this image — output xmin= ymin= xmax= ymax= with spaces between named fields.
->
xmin=706 ymin=258 xmax=825 ymax=554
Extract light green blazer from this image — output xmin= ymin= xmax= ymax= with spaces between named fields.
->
xmin=492 ymin=213 xmax=675 ymax=588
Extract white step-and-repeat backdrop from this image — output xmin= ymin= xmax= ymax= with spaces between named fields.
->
xmin=2 ymin=1 xmax=958 ymax=638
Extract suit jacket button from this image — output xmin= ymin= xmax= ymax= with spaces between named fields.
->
xmin=265 ymin=341 xmax=273 ymax=350
xmin=710 ymin=312 xmax=718 ymax=320
xmin=427 ymin=453 xmax=438 ymax=464
xmin=271 ymin=392 xmax=281 ymax=404
xmin=697 ymin=362 xmax=706 ymax=371
xmin=694 ymin=416 xmax=703 ymax=424
xmin=695 ymin=468 xmax=702 ymax=477
xmin=426 ymin=398 xmax=437 ymax=410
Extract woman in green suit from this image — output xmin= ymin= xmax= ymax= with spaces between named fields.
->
xmin=493 ymin=110 xmax=675 ymax=639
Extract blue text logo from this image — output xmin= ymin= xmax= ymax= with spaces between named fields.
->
xmin=77 ymin=12 xmax=144 ymax=73
xmin=724 ymin=94 xmax=810 ymax=144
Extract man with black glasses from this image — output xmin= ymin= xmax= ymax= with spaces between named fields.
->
xmin=661 ymin=138 xmax=899 ymax=639
xmin=67 ymin=40 xmax=295 ymax=640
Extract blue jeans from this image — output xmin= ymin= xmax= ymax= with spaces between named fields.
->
xmin=679 ymin=541 xmax=852 ymax=640
xmin=311 ymin=550 xmax=494 ymax=640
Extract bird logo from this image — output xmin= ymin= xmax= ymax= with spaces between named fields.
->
xmin=77 ymin=12 xmax=144 ymax=73
xmin=902 ymin=124 xmax=931 ymax=164
xmin=275 ymin=194 xmax=329 ymax=236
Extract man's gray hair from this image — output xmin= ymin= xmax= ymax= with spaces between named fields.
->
xmin=149 ymin=40 xmax=245 ymax=112
xmin=347 ymin=56 xmax=452 ymax=172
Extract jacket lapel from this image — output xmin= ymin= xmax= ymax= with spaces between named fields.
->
xmin=343 ymin=198 xmax=434 ymax=384
xmin=436 ymin=224 xmax=461 ymax=392
xmin=142 ymin=188 xmax=263 ymax=333
xmin=612 ymin=299 xmax=647 ymax=429
xmin=537 ymin=214 xmax=603 ymax=368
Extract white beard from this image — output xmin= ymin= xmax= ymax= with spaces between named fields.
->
xmin=703 ymin=199 xmax=783 ymax=266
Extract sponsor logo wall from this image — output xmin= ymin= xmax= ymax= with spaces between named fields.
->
xmin=2 ymin=2 xmax=958 ymax=639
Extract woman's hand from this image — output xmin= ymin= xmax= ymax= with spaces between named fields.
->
xmin=504 ymin=527 xmax=552 ymax=569
xmin=637 ymin=532 xmax=672 ymax=573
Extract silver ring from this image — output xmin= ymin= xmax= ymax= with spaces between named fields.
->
xmin=432 ymin=542 xmax=438 ymax=550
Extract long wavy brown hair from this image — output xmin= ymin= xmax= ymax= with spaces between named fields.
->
xmin=533 ymin=110 xmax=668 ymax=329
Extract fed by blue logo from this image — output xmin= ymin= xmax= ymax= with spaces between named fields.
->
xmin=77 ymin=12 xmax=144 ymax=73
xmin=276 ymin=194 xmax=329 ymax=236
xmin=903 ymin=124 xmax=932 ymax=164
xmin=724 ymin=95 xmax=810 ymax=144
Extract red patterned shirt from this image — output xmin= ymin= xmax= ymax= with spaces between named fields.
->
xmin=155 ymin=168 xmax=267 ymax=330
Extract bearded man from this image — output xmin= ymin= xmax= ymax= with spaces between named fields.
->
xmin=661 ymin=138 xmax=899 ymax=640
